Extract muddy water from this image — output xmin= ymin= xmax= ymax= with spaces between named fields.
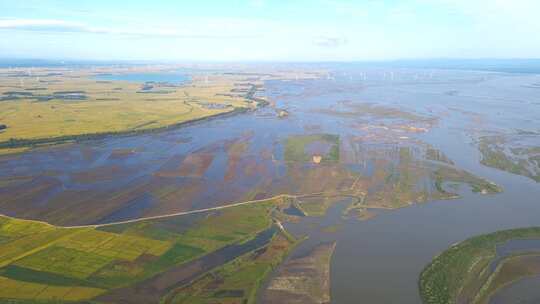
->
xmin=1 ymin=68 xmax=540 ymax=302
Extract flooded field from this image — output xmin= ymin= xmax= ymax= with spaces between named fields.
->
xmin=0 ymin=67 xmax=539 ymax=302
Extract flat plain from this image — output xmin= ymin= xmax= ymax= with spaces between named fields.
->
xmin=0 ymin=64 xmax=538 ymax=303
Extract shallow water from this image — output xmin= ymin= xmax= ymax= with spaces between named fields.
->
xmin=489 ymin=239 xmax=540 ymax=272
xmin=269 ymin=69 xmax=540 ymax=303
xmin=1 ymin=68 xmax=540 ymax=302
xmin=490 ymin=275 xmax=540 ymax=304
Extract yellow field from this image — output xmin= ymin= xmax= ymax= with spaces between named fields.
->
xmin=56 ymin=229 xmax=171 ymax=261
xmin=15 ymin=246 xmax=114 ymax=279
xmin=0 ymin=216 xmax=177 ymax=301
xmin=0 ymin=276 xmax=105 ymax=301
xmin=0 ymin=67 xmax=261 ymax=146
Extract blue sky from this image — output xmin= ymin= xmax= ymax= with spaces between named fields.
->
xmin=1 ymin=0 xmax=539 ymax=61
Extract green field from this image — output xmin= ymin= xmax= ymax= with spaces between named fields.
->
xmin=419 ymin=227 xmax=540 ymax=304
xmin=284 ymin=133 xmax=340 ymax=163
xmin=0 ymin=198 xmax=287 ymax=303
xmin=166 ymin=233 xmax=297 ymax=304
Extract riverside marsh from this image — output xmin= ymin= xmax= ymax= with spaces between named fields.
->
xmin=0 ymin=65 xmax=539 ymax=303
xmin=420 ymin=228 xmax=540 ymax=304
xmin=0 ymin=65 xmax=278 ymax=151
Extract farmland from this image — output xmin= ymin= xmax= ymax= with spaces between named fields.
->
xmin=164 ymin=233 xmax=297 ymax=304
xmin=0 ymin=197 xmax=292 ymax=303
xmin=0 ymin=66 xmax=270 ymax=152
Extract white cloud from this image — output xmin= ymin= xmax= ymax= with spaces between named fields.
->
xmin=0 ymin=19 xmax=89 ymax=32
xmin=313 ymin=36 xmax=348 ymax=48
xmin=0 ymin=18 xmax=257 ymax=39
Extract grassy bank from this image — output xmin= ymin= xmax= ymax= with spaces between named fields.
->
xmin=0 ymin=69 xmax=265 ymax=154
xmin=419 ymin=227 xmax=540 ymax=304
xmin=0 ymin=107 xmax=249 ymax=151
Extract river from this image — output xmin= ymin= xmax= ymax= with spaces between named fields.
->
xmin=0 ymin=67 xmax=539 ymax=303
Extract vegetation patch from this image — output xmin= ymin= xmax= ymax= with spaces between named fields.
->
xmin=260 ymin=242 xmax=336 ymax=304
xmin=0 ymin=67 xmax=266 ymax=152
xmin=419 ymin=227 xmax=540 ymax=304
xmin=478 ymin=135 xmax=540 ymax=182
xmin=0 ymin=197 xmax=286 ymax=303
xmin=426 ymin=148 xmax=455 ymax=165
xmin=0 ymin=265 xmax=97 ymax=287
xmin=284 ymin=133 xmax=340 ymax=163
xmin=352 ymin=145 xmax=501 ymax=211
xmin=146 ymin=242 xmax=205 ymax=272
xmin=0 ymin=275 xmax=105 ymax=302
xmin=165 ymin=233 xmax=297 ymax=304
xmin=14 ymin=246 xmax=113 ymax=279
xmin=297 ymin=196 xmax=346 ymax=217
xmin=316 ymin=102 xmax=431 ymax=123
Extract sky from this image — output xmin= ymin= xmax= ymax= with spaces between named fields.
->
xmin=1 ymin=0 xmax=539 ymax=61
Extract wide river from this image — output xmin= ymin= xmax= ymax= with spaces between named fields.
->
xmin=1 ymin=67 xmax=539 ymax=303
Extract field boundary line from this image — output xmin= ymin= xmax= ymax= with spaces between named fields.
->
xmin=0 ymin=191 xmax=379 ymax=230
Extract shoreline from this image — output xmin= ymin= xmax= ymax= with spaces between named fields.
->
xmin=0 ymin=102 xmax=263 ymax=155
